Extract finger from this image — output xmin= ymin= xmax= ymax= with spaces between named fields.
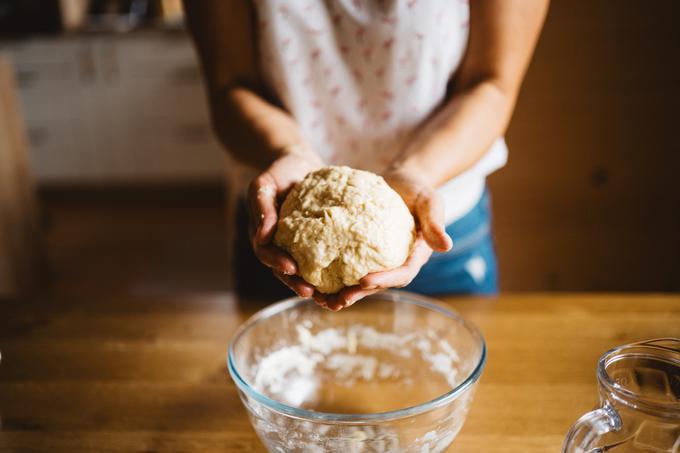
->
xmin=253 ymin=243 xmax=297 ymax=275
xmin=313 ymin=299 xmax=328 ymax=309
xmin=272 ymin=270 xmax=299 ymax=295
xmin=319 ymin=292 xmax=339 ymax=310
xmin=272 ymin=270 xmax=315 ymax=298
xmin=312 ymin=291 xmax=330 ymax=309
xmin=313 ymin=291 xmax=327 ymax=303
xmin=359 ymin=237 xmax=432 ymax=289
xmin=343 ymin=286 xmax=381 ymax=307
xmin=248 ymin=174 xmax=279 ymax=245
xmin=312 ymin=293 xmax=328 ymax=309
xmin=415 ymin=190 xmax=452 ymax=252
xmin=321 ymin=292 xmax=353 ymax=311
xmin=326 ymin=286 xmax=381 ymax=311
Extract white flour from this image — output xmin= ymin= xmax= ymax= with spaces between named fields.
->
xmin=326 ymin=353 xmax=377 ymax=380
xmin=251 ymin=324 xmax=460 ymax=406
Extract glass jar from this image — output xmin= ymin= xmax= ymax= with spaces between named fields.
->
xmin=563 ymin=338 xmax=680 ymax=452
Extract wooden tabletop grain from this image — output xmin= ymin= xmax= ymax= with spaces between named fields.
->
xmin=1 ymin=293 xmax=678 ymax=452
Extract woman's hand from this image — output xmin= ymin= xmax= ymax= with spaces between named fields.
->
xmin=381 ymin=167 xmax=453 ymax=253
xmin=247 ymin=146 xmax=323 ymax=298
xmin=313 ymin=166 xmax=452 ymax=311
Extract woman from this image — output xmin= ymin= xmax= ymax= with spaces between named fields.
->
xmin=184 ymin=0 xmax=548 ymax=310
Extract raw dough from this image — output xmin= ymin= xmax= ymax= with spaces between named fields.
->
xmin=274 ymin=166 xmax=415 ymax=294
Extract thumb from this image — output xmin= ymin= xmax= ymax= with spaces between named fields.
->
xmin=248 ymin=174 xmax=279 ymax=244
xmin=415 ymin=190 xmax=452 ymax=252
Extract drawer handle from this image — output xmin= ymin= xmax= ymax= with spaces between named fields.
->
xmin=16 ymin=70 xmax=38 ymax=89
xmin=27 ymin=127 xmax=49 ymax=147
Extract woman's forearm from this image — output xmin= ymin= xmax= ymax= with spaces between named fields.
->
xmin=393 ymin=79 xmax=515 ymax=187
xmin=183 ymin=0 xmax=318 ymax=170
xmin=392 ymin=0 xmax=549 ymax=187
xmin=209 ymin=85 xmax=316 ymax=169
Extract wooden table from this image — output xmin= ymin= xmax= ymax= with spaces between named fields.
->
xmin=1 ymin=293 xmax=678 ymax=452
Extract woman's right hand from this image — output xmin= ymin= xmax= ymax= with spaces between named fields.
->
xmin=247 ymin=146 xmax=323 ymax=298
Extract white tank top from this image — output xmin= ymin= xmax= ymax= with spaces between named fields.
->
xmin=254 ymin=0 xmax=507 ymax=223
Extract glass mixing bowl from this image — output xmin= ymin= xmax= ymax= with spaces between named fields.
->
xmin=228 ymin=290 xmax=486 ymax=452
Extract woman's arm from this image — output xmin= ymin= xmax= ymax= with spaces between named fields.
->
xmin=346 ymin=0 xmax=549 ymax=306
xmin=391 ymin=0 xmax=550 ymax=185
xmin=182 ymin=0 xmax=318 ymax=169
xmin=183 ymin=0 xmax=322 ymax=298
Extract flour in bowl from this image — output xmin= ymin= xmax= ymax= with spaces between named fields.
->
xmin=250 ymin=324 xmax=460 ymax=407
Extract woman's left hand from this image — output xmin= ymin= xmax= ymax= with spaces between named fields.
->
xmin=313 ymin=166 xmax=452 ymax=311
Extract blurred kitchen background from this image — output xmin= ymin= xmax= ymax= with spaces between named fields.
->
xmin=0 ymin=0 xmax=678 ymax=301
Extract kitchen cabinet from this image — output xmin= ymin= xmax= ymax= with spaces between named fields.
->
xmin=0 ymin=31 xmax=225 ymax=183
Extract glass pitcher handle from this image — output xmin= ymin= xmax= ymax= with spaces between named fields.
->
xmin=562 ymin=403 xmax=622 ymax=453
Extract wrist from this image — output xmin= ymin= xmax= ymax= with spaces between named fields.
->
xmin=277 ymin=143 xmax=324 ymax=167
xmin=389 ymin=151 xmax=455 ymax=188
xmin=386 ymin=157 xmax=430 ymax=183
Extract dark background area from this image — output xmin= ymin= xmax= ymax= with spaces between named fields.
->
xmin=491 ymin=0 xmax=680 ymax=291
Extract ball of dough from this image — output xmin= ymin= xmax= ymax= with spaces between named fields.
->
xmin=274 ymin=166 xmax=415 ymax=294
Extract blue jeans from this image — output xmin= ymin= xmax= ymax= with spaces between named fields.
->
xmin=405 ymin=189 xmax=498 ymax=295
